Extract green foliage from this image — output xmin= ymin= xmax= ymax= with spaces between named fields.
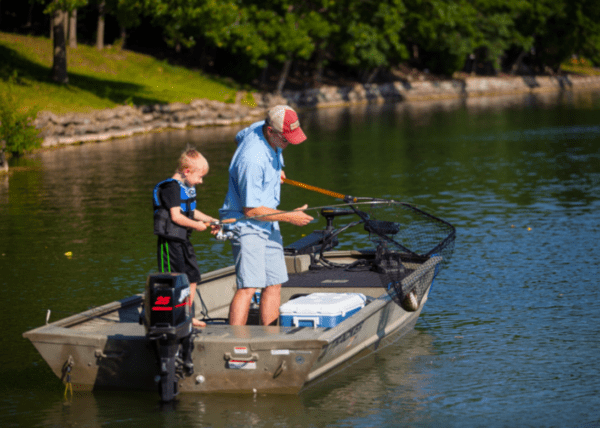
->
xmin=42 ymin=0 xmax=88 ymax=15
xmin=0 ymin=75 xmax=42 ymax=157
xmin=0 ymin=32 xmax=240 ymax=114
xmin=5 ymin=0 xmax=600 ymax=93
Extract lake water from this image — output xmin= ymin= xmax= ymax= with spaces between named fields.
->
xmin=1 ymin=90 xmax=600 ymax=427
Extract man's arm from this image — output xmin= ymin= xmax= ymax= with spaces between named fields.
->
xmin=243 ymin=205 xmax=313 ymax=226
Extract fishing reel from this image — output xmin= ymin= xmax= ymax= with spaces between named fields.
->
xmin=215 ymin=228 xmax=234 ymax=241
xmin=141 ymin=273 xmax=195 ymax=402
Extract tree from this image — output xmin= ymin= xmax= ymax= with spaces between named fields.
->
xmin=44 ymin=0 xmax=88 ymax=84
xmin=402 ymin=0 xmax=478 ymax=76
xmin=323 ymin=0 xmax=409 ymax=81
xmin=143 ymin=0 xmax=322 ymax=91
xmin=0 ymin=75 xmax=42 ymax=157
xmin=51 ymin=7 xmax=69 ymax=83
xmin=96 ymin=0 xmax=105 ymax=50
xmin=466 ymin=0 xmax=534 ymax=74
xmin=525 ymin=0 xmax=600 ymax=70
xmin=69 ymin=8 xmax=77 ymax=48
xmin=110 ymin=0 xmax=143 ymax=49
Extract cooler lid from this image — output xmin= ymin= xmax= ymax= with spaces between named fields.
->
xmin=280 ymin=293 xmax=367 ymax=316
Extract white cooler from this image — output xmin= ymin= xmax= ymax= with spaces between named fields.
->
xmin=279 ymin=293 xmax=367 ymax=328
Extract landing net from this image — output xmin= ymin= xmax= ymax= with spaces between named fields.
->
xmin=347 ymin=197 xmax=456 ymax=309
xmin=348 ymin=197 xmax=455 ymax=272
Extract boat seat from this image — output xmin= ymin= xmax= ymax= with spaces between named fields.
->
xmin=285 ymin=254 xmax=312 ymax=274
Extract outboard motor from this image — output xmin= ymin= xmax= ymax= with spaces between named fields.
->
xmin=142 ymin=273 xmax=195 ymax=402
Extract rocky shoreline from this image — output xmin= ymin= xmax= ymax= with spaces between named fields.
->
xmin=34 ymin=75 xmax=600 ymax=148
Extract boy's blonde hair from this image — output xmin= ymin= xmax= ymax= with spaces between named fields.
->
xmin=177 ymin=148 xmax=208 ymax=173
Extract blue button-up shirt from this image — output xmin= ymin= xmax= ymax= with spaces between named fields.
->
xmin=219 ymin=121 xmax=285 ymax=232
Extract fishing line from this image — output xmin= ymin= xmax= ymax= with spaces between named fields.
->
xmin=212 ymin=200 xmax=391 ymax=227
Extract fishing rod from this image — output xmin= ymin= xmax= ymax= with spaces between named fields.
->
xmin=213 ymin=199 xmax=389 ymax=240
xmin=215 ymin=175 xmax=404 ymax=228
xmin=282 ymin=178 xmax=358 ymax=203
xmin=213 ymin=178 xmax=410 ymax=241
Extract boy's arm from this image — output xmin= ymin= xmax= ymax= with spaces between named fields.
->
xmin=192 ymin=209 xmax=218 ymax=224
xmin=169 ymin=207 xmax=207 ymax=232
xmin=192 ymin=210 xmax=221 ymax=235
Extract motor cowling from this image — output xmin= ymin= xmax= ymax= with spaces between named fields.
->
xmin=142 ymin=273 xmax=194 ymax=402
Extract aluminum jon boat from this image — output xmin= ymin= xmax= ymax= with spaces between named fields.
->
xmin=23 ymin=199 xmax=455 ymax=400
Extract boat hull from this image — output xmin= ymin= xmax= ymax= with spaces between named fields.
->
xmin=23 ymin=252 xmax=440 ymax=394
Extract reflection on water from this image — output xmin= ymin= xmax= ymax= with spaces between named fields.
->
xmin=34 ymin=331 xmax=436 ymax=428
xmin=2 ymin=90 xmax=600 ymax=427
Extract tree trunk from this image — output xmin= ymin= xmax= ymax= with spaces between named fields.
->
xmin=27 ymin=1 xmax=35 ymax=28
xmin=260 ymin=63 xmax=269 ymax=89
xmin=365 ymin=67 xmax=380 ymax=84
xmin=96 ymin=1 xmax=105 ymax=50
xmin=312 ymin=46 xmax=326 ymax=87
xmin=51 ymin=9 xmax=68 ymax=84
xmin=69 ymin=9 xmax=77 ymax=48
xmin=510 ymin=50 xmax=527 ymax=75
xmin=63 ymin=9 xmax=68 ymax=39
xmin=119 ymin=25 xmax=127 ymax=50
xmin=276 ymin=59 xmax=292 ymax=95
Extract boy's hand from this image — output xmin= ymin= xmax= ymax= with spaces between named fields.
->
xmin=194 ymin=221 xmax=207 ymax=232
xmin=209 ymin=224 xmax=221 ymax=236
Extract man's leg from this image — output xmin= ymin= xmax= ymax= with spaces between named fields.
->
xmin=229 ymin=287 xmax=256 ymax=326
xmin=259 ymin=283 xmax=281 ymax=326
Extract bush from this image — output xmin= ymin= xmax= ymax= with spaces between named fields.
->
xmin=0 ymin=76 xmax=41 ymax=157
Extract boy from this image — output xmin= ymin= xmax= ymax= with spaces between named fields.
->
xmin=153 ymin=148 xmax=219 ymax=327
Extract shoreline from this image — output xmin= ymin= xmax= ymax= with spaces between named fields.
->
xmin=34 ymin=75 xmax=600 ymax=148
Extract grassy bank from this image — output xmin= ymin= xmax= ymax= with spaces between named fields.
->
xmin=3 ymin=32 xmax=600 ymax=118
xmin=0 ymin=32 xmax=243 ymax=115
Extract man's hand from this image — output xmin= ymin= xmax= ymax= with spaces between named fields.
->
xmin=288 ymin=204 xmax=313 ymax=226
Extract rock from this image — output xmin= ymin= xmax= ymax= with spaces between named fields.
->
xmin=35 ymin=75 xmax=600 ymax=147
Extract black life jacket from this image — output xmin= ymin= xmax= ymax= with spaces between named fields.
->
xmin=153 ymin=178 xmax=196 ymax=241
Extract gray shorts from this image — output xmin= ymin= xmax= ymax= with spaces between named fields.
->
xmin=230 ymin=227 xmax=288 ymax=289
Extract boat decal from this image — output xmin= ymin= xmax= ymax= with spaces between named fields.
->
xmin=227 ymin=360 xmax=256 ymax=370
xmin=156 ymin=296 xmax=170 ymax=305
xmin=271 ymin=349 xmax=290 ymax=355
xmin=152 ymin=296 xmax=173 ymax=311
xmin=321 ymin=279 xmax=349 ymax=284
xmin=234 ymin=346 xmax=248 ymax=354
xmin=317 ymin=320 xmax=365 ymax=362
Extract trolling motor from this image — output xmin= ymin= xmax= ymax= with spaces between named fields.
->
xmin=141 ymin=273 xmax=195 ymax=402
xmin=284 ymin=207 xmax=355 ymax=255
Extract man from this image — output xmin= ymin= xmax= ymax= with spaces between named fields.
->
xmin=219 ymin=105 xmax=314 ymax=326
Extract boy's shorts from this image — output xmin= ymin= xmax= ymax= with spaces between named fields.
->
xmin=157 ymin=238 xmax=201 ymax=284
xmin=230 ymin=227 xmax=288 ymax=289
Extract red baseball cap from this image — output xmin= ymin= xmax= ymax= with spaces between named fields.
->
xmin=266 ymin=105 xmax=307 ymax=145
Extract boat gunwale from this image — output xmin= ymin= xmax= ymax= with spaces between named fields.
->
xmin=22 ymin=294 xmax=143 ymax=340
xmin=23 ymin=254 xmax=441 ymax=339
